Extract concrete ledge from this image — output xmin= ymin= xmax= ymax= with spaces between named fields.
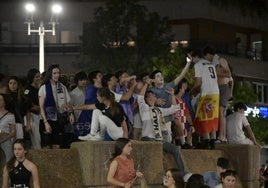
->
xmin=27 ymin=149 xmax=84 ymax=188
xmin=164 ymin=149 xmax=224 ymax=173
xmin=216 ymin=144 xmax=260 ymax=188
xmin=71 ymin=141 xmax=163 ymax=186
xmin=0 ymin=142 xmax=260 ymax=188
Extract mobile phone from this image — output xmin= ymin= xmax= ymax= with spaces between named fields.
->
xmin=186 ymin=56 xmax=191 ymax=63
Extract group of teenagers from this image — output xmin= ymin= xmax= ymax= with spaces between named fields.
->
xmin=0 ymin=45 xmax=258 ymax=187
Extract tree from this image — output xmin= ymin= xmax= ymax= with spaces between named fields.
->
xmin=232 ymin=80 xmax=258 ymax=106
xmin=151 ymin=47 xmax=194 ymax=85
xmin=79 ymin=0 xmax=172 ymax=73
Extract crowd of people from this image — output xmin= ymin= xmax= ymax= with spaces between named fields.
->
xmin=0 ymin=45 xmax=260 ymax=187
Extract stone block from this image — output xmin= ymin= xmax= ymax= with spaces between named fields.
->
xmin=164 ymin=148 xmax=224 ymax=173
xmin=27 ymin=149 xmax=83 ymax=188
xmin=216 ymin=144 xmax=260 ymax=182
xmin=71 ymin=141 xmax=163 ymax=187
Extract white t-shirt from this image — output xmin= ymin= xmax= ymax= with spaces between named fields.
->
xmin=39 ymin=82 xmax=71 ymax=113
xmin=194 ymin=59 xmax=219 ymax=95
xmin=226 ymin=112 xmax=249 ymax=142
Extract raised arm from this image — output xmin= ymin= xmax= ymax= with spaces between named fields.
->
xmin=174 ymin=61 xmax=191 ymax=86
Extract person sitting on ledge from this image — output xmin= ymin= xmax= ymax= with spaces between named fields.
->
xmin=226 ymin=102 xmax=259 ymax=146
xmin=73 ymin=87 xmax=128 ymax=141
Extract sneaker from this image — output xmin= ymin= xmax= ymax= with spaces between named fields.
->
xmin=215 ymin=138 xmax=228 ymax=144
xmin=88 ymin=133 xmax=103 ymax=141
xmin=181 ymin=143 xmax=194 ymax=149
xmin=78 ymin=133 xmax=95 ymax=141
xmin=78 ymin=133 xmax=103 ymax=141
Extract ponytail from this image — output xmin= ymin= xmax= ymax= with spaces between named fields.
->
xmin=97 ymin=87 xmax=120 ymax=116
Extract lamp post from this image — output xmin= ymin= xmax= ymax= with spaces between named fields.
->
xmin=24 ymin=3 xmax=62 ymax=73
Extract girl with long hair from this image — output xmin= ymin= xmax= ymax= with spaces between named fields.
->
xmin=39 ymin=64 xmax=74 ymax=149
xmin=75 ymin=87 xmax=129 ymax=141
xmin=2 ymin=139 xmax=40 ymax=188
xmin=107 ymin=138 xmax=143 ymax=187
xmin=6 ymin=76 xmax=32 ymax=140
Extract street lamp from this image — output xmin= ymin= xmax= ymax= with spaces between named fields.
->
xmin=25 ymin=3 xmax=62 ymax=73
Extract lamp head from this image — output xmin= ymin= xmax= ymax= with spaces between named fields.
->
xmin=52 ymin=4 xmax=62 ymax=14
xmin=25 ymin=3 xmax=35 ymax=13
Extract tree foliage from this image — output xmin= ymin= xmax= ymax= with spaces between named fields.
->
xmin=232 ymin=80 xmax=258 ymax=106
xmin=248 ymin=115 xmax=268 ymax=144
xmin=151 ymin=48 xmax=194 ymax=84
xmin=79 ymin=0 xmax=172 ymax=73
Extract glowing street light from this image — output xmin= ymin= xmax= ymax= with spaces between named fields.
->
xmin=24 ymin=3 xmax=62 ymax=73
xmin=25 ymin=3 xmax=35 ymax=13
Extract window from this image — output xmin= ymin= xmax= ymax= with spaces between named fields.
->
xmin=253 ymin=82 xmax=268 ymax=104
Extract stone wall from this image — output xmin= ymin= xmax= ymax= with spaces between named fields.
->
xmin=71 ymin=141 xmax=164 ymax=187
xmin=0 ymin=142 xmax=260 ymax=188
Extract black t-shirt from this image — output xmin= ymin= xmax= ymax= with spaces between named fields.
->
xmin=8 ymin=92 xmax=32 ymax=123
xmin=96 ymin=102 xmax=125 ymax=127
xmin=24 ymin=85 xmax=39 ymax=106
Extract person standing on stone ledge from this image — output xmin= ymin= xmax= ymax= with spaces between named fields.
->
xmin=2 ymin=139 xmax=40 ymax=188
xmin=107 ymin=137 xmax=143 ymax=188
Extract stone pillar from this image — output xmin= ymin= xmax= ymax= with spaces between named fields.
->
xmin=216 ymin=144 xmax=260 ymax=188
